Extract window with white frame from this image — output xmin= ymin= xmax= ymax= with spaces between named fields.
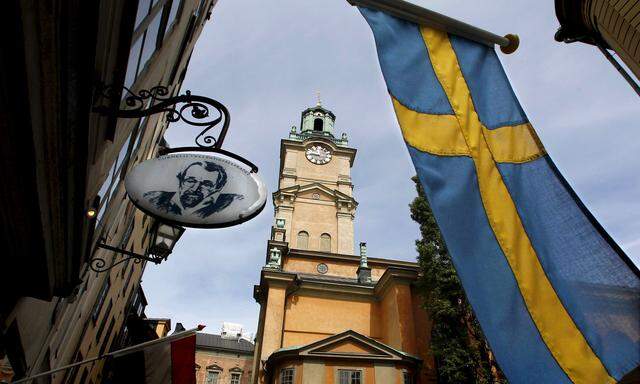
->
xmin=206 ymin=370 xmax=220 ymax=384
xmin=280 ymin=368 xmax=295 ymax=384
xmin=230 ymin=372 xmax=241 ymax=384
xmin=339 ymin=369 xmax=362 ymax=384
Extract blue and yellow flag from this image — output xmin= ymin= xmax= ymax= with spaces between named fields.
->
xmin=360 ymin=7 xmax=640 ymax=384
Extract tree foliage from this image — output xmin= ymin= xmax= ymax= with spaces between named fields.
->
xmin=410 ymin=176 xmax=506 ymax=384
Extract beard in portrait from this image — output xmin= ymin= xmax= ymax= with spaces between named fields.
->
xmin=143 ymin=161 xmax=244 ymax=219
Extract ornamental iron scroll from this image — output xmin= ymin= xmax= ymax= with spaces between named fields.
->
xmin=93 ymin=84 xmax=230 ymax=149
xmin=90 ymin=239 xmax=146 ymax=273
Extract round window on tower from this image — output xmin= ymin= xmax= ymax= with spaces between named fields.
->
xmin=317 ymin=263 xmax=328 ymax=274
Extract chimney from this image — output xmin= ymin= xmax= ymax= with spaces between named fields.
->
xmin=357 ymin=242 xmax=371 ymax=284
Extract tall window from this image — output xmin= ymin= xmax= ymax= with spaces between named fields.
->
xmin=280 ymin=368 xmax=294 ymax=384
xmin=313 ymin=118 xmax=323 ymax=131
xmin=320 ymin=233 xmax=331 ymax=252
xmin=339 ymin=370 xmax=362 ymax=384
xmin=91 ymin=277 xmax=110 ymax=322
xmin=166 ymin=0 xmax=183 ymax=31
xmin=230 ymin=373 xmax=241 ymax=384
xmin=297 ymin=231 xmax=309 ymax=250
xmin=403 ymin=371 xmax=413 ymax=384
xmin=95 ymin=301 xmax=113 ymax=342
xmin=206 ymin=370 xmax=219 ymax=384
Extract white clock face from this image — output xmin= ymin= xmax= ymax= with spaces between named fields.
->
xmin=305 ymin=145 xmax=332 ymax=165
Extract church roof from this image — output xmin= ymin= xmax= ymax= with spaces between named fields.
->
xmin=266 ymin=329 xmax=421 ymax=368
xmin=301 ymin=104 xmax=336 ymax=119
xmin=196 ymin=333 xmax=254 ymax=354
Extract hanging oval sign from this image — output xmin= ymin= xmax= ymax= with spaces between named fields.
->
xmin=125 ymin=153 xmax=267 ymax=228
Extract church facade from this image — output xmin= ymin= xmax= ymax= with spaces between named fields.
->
xmin=251 ymin=103 xmax=436 ymax=384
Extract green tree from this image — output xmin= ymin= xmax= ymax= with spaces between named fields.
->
xmin=410 ymin=176 xmax=505 ymax=384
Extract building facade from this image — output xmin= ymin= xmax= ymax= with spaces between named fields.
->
xmin=251 ymin=104 xmax=436 ymax=384
xmin=196 ymin=333 xmax=255 ymax=384
xmin=0 ymin=0 xmax=217 ymax=382
xmin=555 ymin=0 xmax=640 ymax=79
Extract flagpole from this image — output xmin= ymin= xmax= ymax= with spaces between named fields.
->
xmin=347 ymin=0 xmax=520 ymax=54
xmin=11 ymin=325 xmax=205 ymax=384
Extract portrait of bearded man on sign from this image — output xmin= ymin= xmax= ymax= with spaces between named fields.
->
xmin=144 ymin=160 xmax=244 ymax=219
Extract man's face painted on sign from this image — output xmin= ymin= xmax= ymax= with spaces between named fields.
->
xmin=178 ymin=164 xmax=222 ymax=208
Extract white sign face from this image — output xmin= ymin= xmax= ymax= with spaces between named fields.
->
xmin=125 ymin=153 xmax=267 ymax=228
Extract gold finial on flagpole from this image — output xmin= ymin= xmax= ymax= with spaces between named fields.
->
xmin=316 ymin=91 xmax=322 ymax=107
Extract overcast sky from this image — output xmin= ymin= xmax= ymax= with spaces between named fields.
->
xmin=141 ymin=0 xmax=640 ymax=336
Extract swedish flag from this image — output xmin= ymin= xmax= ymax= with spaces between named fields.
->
xmin=360 ymin=7 xmax=640 ymax=384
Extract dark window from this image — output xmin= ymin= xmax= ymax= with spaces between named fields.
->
xmin=96 ymin=300 xmax=113 ymax=342
xmin=195 ymin=0 xmax=207 ymax=17
xmin=313 ymin=118 xmax=323 ymax=131
xmin=63 ymin=351 xmax=83 ymax=384
xmin=166 ymin=0 xmax=183 ymax=32
xmin=339 ymin=370 xmax=361 ymax=384
xmin=123 ymin=265 xmax=134 ymax=296
xmin=78 ymin=369 xmax=88 ymax=384
xmin=280 ymin=368 xmax=294 ymax=384
xmin=92 ymin=277 xmax=111 ymax=323
xmin=135 ymin=0 xmax=153 ymax=30
xmin=205 ymin=371 xmax=219 ymax=384
xmin=99 ymin=317 xmax=116 ymax=355
xmin=403 ymin=371 xmax=413 ymax=384
xmin=138 ymin=11 xmax=163 ymax=74
xmin=124 ymin=37 xmax=143 ymax=89
xmin=230 ymin=372 xmax=241 ymax=384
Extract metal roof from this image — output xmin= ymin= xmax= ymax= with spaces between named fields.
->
xmin=196 ymin=333 xmax=254 ymax=354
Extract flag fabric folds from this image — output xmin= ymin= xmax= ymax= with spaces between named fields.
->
xmin=106 ymin=333 xmax=196 ymax=384
xmin=360 ymin=7 xmax=640 ymax=384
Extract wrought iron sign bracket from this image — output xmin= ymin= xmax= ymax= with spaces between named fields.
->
xmin=93 ymin=84 xmax=231 ymax=150
xmin=90 ymin=239 xmax=164 ymax=273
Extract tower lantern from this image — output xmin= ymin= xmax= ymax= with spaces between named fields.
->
xmin=299 ymin=104 xmax=336 ymax=136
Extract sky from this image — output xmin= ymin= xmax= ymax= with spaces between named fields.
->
xmin=141 ymin=0 xmax=640 ymax=336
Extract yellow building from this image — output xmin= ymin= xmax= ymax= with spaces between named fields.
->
xmin=251 ymin=103 xmax=436 ymax=384
xmin=0 ymin=0 xmax=216 ymax=382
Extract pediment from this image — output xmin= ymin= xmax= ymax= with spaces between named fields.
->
xmin=206 ymin=363 xmax=223 ymax=371
xmin=298 ymin=188 xmax=334 ymax=201
xmin=298 ymin=331 xmax=404 ymax=361
xmin=277 ymin=182 xmax=354 ymax=201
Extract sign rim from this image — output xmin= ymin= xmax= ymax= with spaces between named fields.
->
xmin=125 ymin=153 xmax=267 ymax=229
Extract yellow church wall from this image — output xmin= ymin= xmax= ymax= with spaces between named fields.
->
xmin=282 ymin=255 xmax=389 ymax=281
xmin=302 ymin=361 xmax=325 ymax=384
xmin=378 ymin=283 xmax=417 ymax=354
xmin=283 ymin=256 xmax=358 ymax=278
xmin=282 ymin=294 xmax=379 ymax=346
xmin=320 ymin=340 xmax=379 ymax=354
xmin=290 ymin=148 xmax=352 ymax=194
xmin=261 ymin=285 xmax=287 ymax=359
xmin=290 ymin=202 xmax=339 ymax=252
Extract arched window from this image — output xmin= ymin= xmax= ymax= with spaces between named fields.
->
xmin=313 ymin=118 xmax=323 ymax=131
xmin=297 ymin=231 xmax=309 ymax=249
xmin=320 ymin=233 xmax=331 ymax=252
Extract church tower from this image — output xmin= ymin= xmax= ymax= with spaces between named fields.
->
xmin=272 ymin=100 xmax=357 ymax=255
xmin=251 ymin=102 xmax=435 ymax=384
